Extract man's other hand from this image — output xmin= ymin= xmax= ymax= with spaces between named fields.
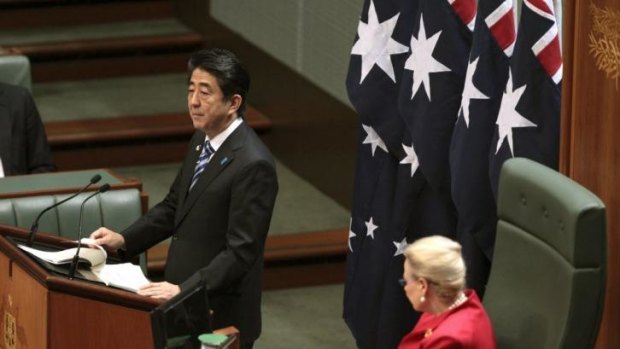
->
xmin=89 ymin=227 xmax=125 ymax=251
xmin=138 ymin=282 xmax=181 ymax=300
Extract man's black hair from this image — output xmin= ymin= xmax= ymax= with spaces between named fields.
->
xmin=187 ymin=48 xmax=250 ymax=115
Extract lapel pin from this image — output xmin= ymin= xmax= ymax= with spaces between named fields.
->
xmin=221 ymin=157 xmax=229 ymax=165
xmin=195 ymin=145 xmax=201 ymax=151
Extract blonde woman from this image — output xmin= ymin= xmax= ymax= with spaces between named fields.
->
xmin=398 ymin=236 xmax=496 ymax=348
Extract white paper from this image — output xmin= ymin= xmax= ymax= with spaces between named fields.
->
xmin=19 ymin=242 xmax=149 ymax=293
xmin=92 ymin=263 xmax=150 ymax=292
xmin=18 ymin=244 xmax=106 ymax=267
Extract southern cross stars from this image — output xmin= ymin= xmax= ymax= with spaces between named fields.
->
xmin=365 ymin=217 xmax=379 ymax=239
xmin=405 ymin=14 xmax=451 ymax=101
xmin=459 ymin=56 xmax=489 ymax=127
xmin=362 ymin=124 xmax=388 ymax=156
xmin=400 ymin=143 xmax=419 ymax=177
xmin=351 ymin=0 xmax=409 ymax=83
xmin=348 ymin=218 xmax=356 ymax=252
xmin=495 ymin=70 xmax=537 ymax=156
xmin=393 ymin=237 xmax=408 ymax=256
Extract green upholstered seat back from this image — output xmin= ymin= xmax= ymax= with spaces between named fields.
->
xmin=0 ymin=55 xmax=32 ymax=91
xmin=0 ymin=189 xmax=141 ymax=239
xmin=484 ymin=158 xmax=606 ymax=349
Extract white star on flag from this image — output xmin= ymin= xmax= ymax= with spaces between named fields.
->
xmin=459 ymin=56 xmax=489 ymax=127
xmin=351 ymin=0 xmax=409 ymax=83
xmin=365 ymin=217 xmax=379 ymax=239
xmin=400 ymin=143 xmax=419 ymax=177
xmin=348 ymin=218 xmax=356 ymax=252
xmin=495 ymin=70 xmax=537 ymax=156
xmin=404 ymin=14 xmax=451 ymax=100
xmin=393 ymin=237 xmax=408 ymax=256
xmin=362 ymin=124 xmax=388 ymax=156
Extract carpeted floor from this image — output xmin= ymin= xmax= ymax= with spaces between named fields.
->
xmin=258 ymin=284 xmax=356 ymax=349
xmin=0 ymin=18 xmax=193 ymax=45
xmin=33 ymin=73 xmax=187 ymax=121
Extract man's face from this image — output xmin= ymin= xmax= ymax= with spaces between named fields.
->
xmin=187 ymin=68 xmax=238 ymax=138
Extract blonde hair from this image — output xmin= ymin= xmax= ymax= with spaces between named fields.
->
xmin=404 ymin=235 xmax=466 ymax=301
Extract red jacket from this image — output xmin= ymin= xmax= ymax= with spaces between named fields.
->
xmin=399 ymin=290 xmax=496 ymax=349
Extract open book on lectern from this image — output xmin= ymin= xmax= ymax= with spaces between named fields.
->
xmin=18 ymin=239 xmax=149 ymax=292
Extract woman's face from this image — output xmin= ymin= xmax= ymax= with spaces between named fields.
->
xmin=402 ymin=261 xmax=425 ymax=311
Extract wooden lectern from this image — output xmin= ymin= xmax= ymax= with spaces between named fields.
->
xmin=0 ymin=225 xmax=238 ymax=349
xmin=1 ymin=224 xmax=159 ymax=348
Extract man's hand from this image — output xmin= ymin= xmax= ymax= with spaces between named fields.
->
xmin=89 ymin=227 xmax=125 ymax=251
xmin=138 ymin=282 xmax=181 ymax=300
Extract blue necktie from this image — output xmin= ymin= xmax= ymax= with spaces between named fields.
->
xmin=189 ymin=140 xmax=215 ymax=191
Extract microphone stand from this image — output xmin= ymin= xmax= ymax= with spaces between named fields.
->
xmin=68 ymin=184 xmax=110 ymax=280
xmin=27 ymin=174 xmax=102 ymax=246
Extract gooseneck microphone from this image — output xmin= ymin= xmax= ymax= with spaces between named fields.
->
xmin=68 ymin=183 xmax=110 ymax=279
xmin=27 ymin=174 xmax=102 ymax=246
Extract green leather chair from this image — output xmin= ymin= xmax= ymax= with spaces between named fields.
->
xmin=484 ymin=158 xmax=606 ymax=349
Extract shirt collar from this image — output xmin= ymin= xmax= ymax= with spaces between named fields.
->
xmin=204 ymin=117 xmax=242 ymax=152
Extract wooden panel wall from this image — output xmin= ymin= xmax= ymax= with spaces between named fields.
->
xmin=561 ymin=1 xmax=620 ymax=348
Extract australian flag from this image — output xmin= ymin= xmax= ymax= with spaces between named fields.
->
xmin=449 ymin=0 xmax=516 ymax=296
xmin=344 ymin=0 xmax=473 ymax=347
xmin=396 ymin=0 xmax=477 ymax=293
xmin=489 ymin=0 xmax=562 ymax=195
xmin=343 ymin=0 xmax=420 ymax=348
xmin=344 ymin=0 xmax=561 ymax=347
xmin=399 ymin=0 xmax=475 ymax=207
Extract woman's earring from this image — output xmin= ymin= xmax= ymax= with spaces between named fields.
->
xmin=420 ymin=296 xmax=425 ymax=303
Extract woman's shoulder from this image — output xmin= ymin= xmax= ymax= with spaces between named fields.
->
xmin=432 ymin=292 xmax=496 ymax=347
xmin=445 ymin=291 xmax=492 ymax=327
xmin=403 ymin=291 xmax=496 ymax=349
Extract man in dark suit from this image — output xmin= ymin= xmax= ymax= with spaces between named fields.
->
xmin=0 ymin=82 xmax=55 ymax=177
xmin=90 ymin=48 xmax=278 ymax=348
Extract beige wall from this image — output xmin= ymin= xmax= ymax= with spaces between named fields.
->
xmin=210 ymin=0 xmax=363 ymax=107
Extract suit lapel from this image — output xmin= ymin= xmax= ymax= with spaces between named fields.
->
xmin=176 ymin=123 xmax=247 ymax=225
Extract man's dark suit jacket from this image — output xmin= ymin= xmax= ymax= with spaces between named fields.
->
xmin=0 ymin=82 xmax=55 ymax=175
xmin=121 ymin=121 xmax=278 ymax=345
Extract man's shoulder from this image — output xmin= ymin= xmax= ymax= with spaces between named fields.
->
xmin=233 ymin=123 xmax=274 ymax=159
xmin=0 ymin=82 xmax=30 ymax=100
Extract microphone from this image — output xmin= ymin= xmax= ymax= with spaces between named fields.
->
xmin=69 ymin=183 xmax=110 ymax=279
xmin=27 ymin=174 xmax=102 ymax=246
